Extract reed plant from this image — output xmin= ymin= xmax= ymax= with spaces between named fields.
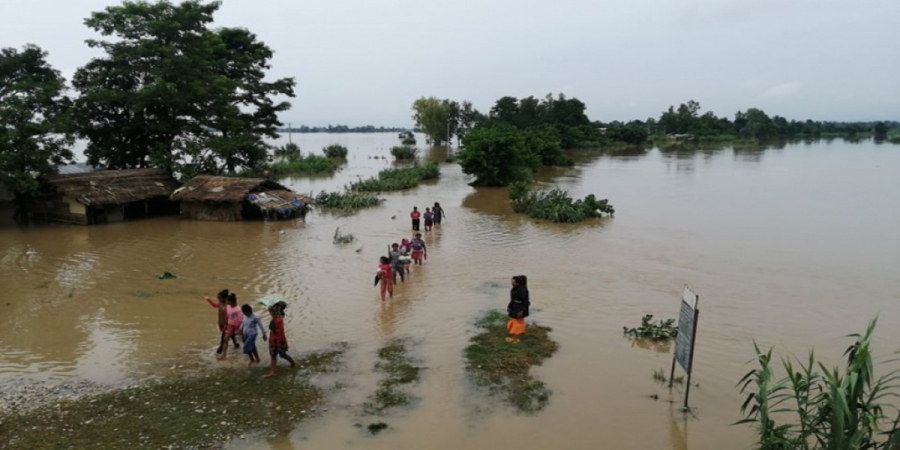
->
xmin=508 ymin=182 xmax=615 ymax=223
xmin=736 ymin=318 xmax=900 ymax=450
xmin=322 ymin=144 xmax=349 ymax=158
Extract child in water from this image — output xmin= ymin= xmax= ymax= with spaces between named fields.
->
xmin=423 ymin=208 xmax=434 ymax=231
xmin=263 ymin=301 xmax=296 ymax=378
xmin=205 ymin=289 xmax=238 ymax=355
xmin=377 ymin=256 xmax=394 ymax=300
xmin=409 ymin=233 xmax=427 ymax=265
xmin=240 ymin=304 xmax=267 ymax=367
xmin=217 ymin=293 xmax=243 ymax=360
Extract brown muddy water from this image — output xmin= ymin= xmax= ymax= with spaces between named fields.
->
xmin=1 ymin=134 xmax=899 ymax=449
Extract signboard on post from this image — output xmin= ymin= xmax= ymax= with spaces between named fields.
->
xmin=669 ymin=285 xmax=700 ymax=409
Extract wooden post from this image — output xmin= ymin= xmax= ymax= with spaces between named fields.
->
xmin=668 ymin=348 xmax=678 ymax=389
xmin=683 ymin=297 xmax=700 ymax=409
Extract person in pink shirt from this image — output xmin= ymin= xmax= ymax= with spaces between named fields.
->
xmin=217 ymin=293 xmax=243 ymax=360
xmin=376 ymin=256 xmax=394 ymax=301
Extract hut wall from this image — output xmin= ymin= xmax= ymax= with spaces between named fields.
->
xmin=29 ymin=193 xmax=89 ymax=225
xmin=66 ymin=197 xmax=86 ymax=215
xmin=180 ymin=202 xmax=243 ymax=221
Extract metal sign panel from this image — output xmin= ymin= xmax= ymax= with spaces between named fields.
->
xmin=674 ymin=286 xmax=698 ymax=372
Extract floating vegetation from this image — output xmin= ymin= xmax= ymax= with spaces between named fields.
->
xmin=333 ymin=227 xmax=355 ymax=245
xmin=509 ymin=182 xmax=614 ymax=223
xmin=350 ymin=162 xmax=440 ymax=193
xmin=367 ymin=422 xmax=388 ymax=434
xmin=157 ymin=272 xmax=177 ymax=280
xmin=390 ymin=145 xmax=418 ymax=160
xmin=464 ymin=311 xmax=559 ymax=414
xmin=315 ymin=190 xmax=384 ymax=212
xmin=623 ymin=314 xmax=678 ymax=341
xmin=322 ymin=144 xmax=349 ymax=158
xmin=363 ymin=338 xmax=422 ymax=415
xmin=0 ymin=349 xmax=344 ymax=450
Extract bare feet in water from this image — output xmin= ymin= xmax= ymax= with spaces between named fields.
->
xmin=262 ymin=371 xmax=276 ymax=378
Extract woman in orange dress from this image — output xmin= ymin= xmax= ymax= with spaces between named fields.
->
xmin=506 ymin=275 xmax=530 ymax=343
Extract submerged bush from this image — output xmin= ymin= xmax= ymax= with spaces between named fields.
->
xmin=315 ymin=190 xmax=383 ymax=210
xmin=323 ymin=144 xmax=349 ymax=158
xmin=351 ymin=162 xmax=440 ymax=192
xmin=273 ymin=142 xmax=301 ymax=159
xmin=508 ymin=182 xmax=614 ymax=223
xmin=401 ymin=136 xmax=417 ymax=146
xmin=390 ymin=145 xmax=418 ymax=160
xmin=269 ymin=153 xmax=337 ymax=175
xmin=737 ymin=318 xmax=900 ymax=450
xmin=623 ymin=314 xmax=677 ymax=340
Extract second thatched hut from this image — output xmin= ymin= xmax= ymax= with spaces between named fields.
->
xmin=170 ymin=176 xmax=312 ymax=221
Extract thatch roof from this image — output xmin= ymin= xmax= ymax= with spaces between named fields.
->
xmin=170 ymin=175 xmax=311 ymax=204
xmin=39 ymin=168 xmax=180 ymax=206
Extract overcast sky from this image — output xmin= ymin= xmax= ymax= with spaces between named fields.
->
xmin=2 ymin=0 xmax=898 ymax=126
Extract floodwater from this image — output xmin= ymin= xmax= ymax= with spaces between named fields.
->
xmin=2 ymin=134 xmax=899 ymax=449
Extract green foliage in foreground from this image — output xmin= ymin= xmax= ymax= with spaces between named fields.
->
xmin=465 ymin=311 xmax=559 ymax=414
xmin=737 ymin=318 xmax=900 ymax=450
xmin=623 ymin=314 xmax=678 ymax=341
xmin=269 ymin=152 xmax=338 ymax=175
xmin=350 ymin=162 xmax=440 ymax=192
xmin=390 ymin=145 xmax=418 ymax=160
xmin=508 ymin=182 xmax=614 ymax=223
xmin=315 ymin=190 xmax=383 ymax=211
xmin=322 ymin=144 xmax=348 ymax=158
xmin=1 ymin=349 xmax=344 ymax=450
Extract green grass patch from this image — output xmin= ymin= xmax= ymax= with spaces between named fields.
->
xmin=363 ymin=338 xmax=422 ymax=415
xmin=464 ymin=311 xmax=559 ymax=414
xmin=390 ymin=145 xmax=418 ymax=160
xmin=508 ymin=182 xmax=614 ymax=223
xmin=269 ymin=153 xmax=338 ymax=176
xmin=1 ymin=349 xmax=345 ymax=450
xmin=350 ymin=162 xmax=440 ymax=193
xmin=322 ymin=144 xmax=349 ymax=158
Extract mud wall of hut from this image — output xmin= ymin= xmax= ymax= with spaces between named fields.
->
xmin=179 ymin=202 xmax=243 ymax=221
xmin=29 ymin=193 xmax=90 ymax=225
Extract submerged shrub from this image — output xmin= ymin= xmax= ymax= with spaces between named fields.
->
xmin=315 ymin=190 xmax=383 ymax=210
xmin=508 ymin=182 xmax=614 ymax=223
xmin=323 ymin=144 xmax=349 ymax=158
xmin=273 ymin=142 xmax=301 ymax=159
xmin=623 ymin=314 xmax=677 ymax=341
xmin=269 ymin=153 xmax=337 ymax=175
xmin=351 ymin=162 xmax=440 ymax=192
xmin=401 ymin=136 xmax=417 ymax=145
xmin=390 ymin=145 xmax=418 ymax=160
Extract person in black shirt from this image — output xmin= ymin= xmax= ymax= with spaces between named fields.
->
xmin=506 ymin=275 xmax=530 ymax=343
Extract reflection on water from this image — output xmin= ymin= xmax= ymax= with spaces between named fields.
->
xmin=3 ymin=136 xmax=899 ymax=449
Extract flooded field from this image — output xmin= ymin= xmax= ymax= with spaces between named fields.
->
xmin=1 ymin=134 xmax=899 ymax=449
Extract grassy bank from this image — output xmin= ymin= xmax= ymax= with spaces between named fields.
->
xmin=465 ymin=311 xmax=559 ymax=413
xmin=1 ymin=349 xmax=344 ymax=450
xmin=363 ymin=338 xmax=422 ymax=415
xmin=350 ymin=162 xmax=439 ymax=193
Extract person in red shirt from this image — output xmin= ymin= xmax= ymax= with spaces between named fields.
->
xmin=410 ymin=207 xmax=421 ymax=231
xmin=263 ymin=301 xmax=295 ymax=378
xmin=376 ymin=256 xmax=394 ymax=301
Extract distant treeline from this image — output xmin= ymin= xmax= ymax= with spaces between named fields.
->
xmin=278 ymin=125 xmax=410 ymax=133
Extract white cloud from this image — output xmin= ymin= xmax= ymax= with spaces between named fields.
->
xmin=764 ymin=82 xmax=802 ymax=98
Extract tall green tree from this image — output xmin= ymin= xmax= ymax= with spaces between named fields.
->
xmin=411 ymin=96 xmax=451 ymax=145
xmin=73 ymin=0 xmax=295 ymax=175
xmin=0 ymin=45 xmax=74 ymax=202
xmin=458 ymin=124 xmax=539 ymax=186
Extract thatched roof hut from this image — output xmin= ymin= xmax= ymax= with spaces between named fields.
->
xmin=170 ymin=175 xmax=312 ymax=221
xmin=31 ymin=168 xmax=180 ymax=225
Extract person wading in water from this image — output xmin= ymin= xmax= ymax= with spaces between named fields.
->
xmin=506 ymin=275 xmax=530 ymax=343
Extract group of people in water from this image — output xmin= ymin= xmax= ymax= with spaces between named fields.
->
xmin=203 ymin=201 xmax=531 ymax=377
xmin=375 ymin=202 xmax=445 ymax=301
xmin=204 ymin=290 xmax=295 ymax=377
